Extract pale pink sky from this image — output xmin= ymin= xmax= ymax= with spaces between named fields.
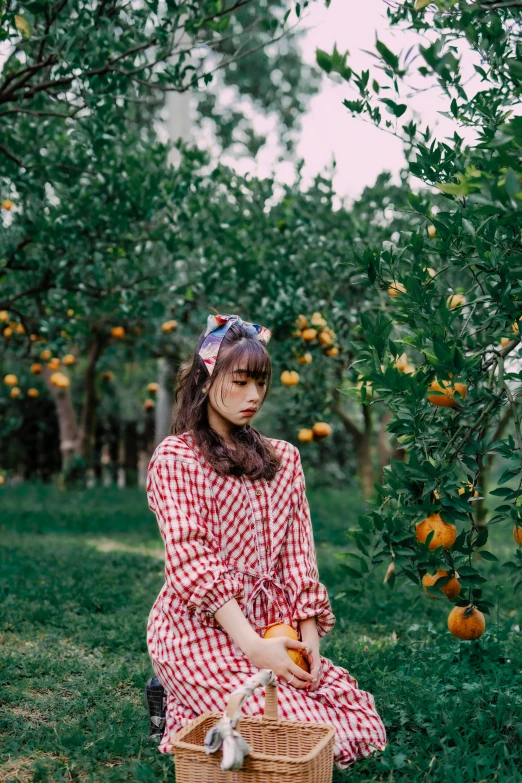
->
xmin=220 ymin=0 xmax=481 ymax=203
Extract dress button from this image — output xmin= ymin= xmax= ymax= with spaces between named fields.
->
xmin=255 ymin=489 xmax=262 ymax=496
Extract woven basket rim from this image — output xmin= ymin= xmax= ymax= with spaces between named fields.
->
xmin=171 ymin=711 xmax=337 ymax=764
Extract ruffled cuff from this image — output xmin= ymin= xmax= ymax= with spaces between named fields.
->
xmin=187 ymin=574 xmax=245 ymax=629
xmin=293 ymin=576 xmax=336 ymax=638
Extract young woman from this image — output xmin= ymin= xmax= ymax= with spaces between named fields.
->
xmin=145 ymin=313 xmax=387 ymax=770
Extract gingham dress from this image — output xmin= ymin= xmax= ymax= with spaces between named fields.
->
xmin=146 ymin=431 xmax=387 ymax=769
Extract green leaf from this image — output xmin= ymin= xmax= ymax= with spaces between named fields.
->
xmin=414 ymin=0 xmax=432 ymax=8
xmin=375 ymin=40 xmax=399 ymax=71
xmin=316 ymin=48 xmax=332 ymax=74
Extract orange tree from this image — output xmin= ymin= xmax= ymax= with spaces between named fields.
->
xmin=315 ymin=0 xmax=522 ymax=632
xmin=0 ymin=0 xmax=321 ymax=478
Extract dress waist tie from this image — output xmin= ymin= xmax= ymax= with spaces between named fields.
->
xmin=226 ymin=559 xmax=293 ymax=631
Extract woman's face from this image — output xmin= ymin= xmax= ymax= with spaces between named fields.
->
xmin=205 ymin=362 xmax=268 ymax=429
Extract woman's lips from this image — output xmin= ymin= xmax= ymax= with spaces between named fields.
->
xmin=241 ymin=410 xmax=256 ymax=416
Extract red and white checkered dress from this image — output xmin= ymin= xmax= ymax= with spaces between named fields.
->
xmin=146 ymin=431 xmax=387 ymax=770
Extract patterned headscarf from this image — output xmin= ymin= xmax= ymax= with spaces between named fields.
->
xmin=198 ymin=314 xmax=272 ymax=376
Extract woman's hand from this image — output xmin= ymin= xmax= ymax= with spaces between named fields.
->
xmin=245 ymin=637 xmax=317 ymax=690
xmin=301 ymin=642 xmax=322 ymax=692
xmin=299 ymin=617 xmax=322 ymax=693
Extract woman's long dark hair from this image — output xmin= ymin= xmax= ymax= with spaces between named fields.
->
xmin=171 ymin=320 xmax=281 ymax=480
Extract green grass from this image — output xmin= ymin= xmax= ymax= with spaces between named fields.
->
xmin=1 ymin=483 xmax=521 ymax=782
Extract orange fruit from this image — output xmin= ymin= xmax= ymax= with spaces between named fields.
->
xmin=427 ymin=379 xmax=467 ymax=407
xmin=161 ymin=320 xmax=178 ymax=333
xmin=325 ymin=346 xmax=339 ymax=357
xmin=458 ymin=482 xmax=479 ymax=498
xmin=427 ymin=225 xmax=436 ymax=239
xmin=311 ymin=312 xmax=327 ymax=328
xmin=295 ymin=315 xmax=308 ymax=330
xmin=27 ymin=388 xmax=39 ymax=398
xmin=4 ymin=374 xmax=18 ymax=386
xmin=317 ymin=330 xmax=333 ymax=347
xmin=422 ymin=569 xmax=461 ymax=601
xmin=301 ymin=328 xmax=317 ymax=341
xmin=393 ymin=352 xmax=410 ymax=372
xmin=40 ymin=349 xmax=52 ymax=360
xmin=111 ymin=326 xmax=125 ymax=339
xmin=10 ymin=387 xmax=21 ymax=399
xmin=31 ymin=363 xmax=42 ymax=375
xmin=312 ymin=421 xmax=331 ymax=441
xmin=512 ymin=317 xmax=521 ymax=334
xmin=47 ymin=358 xmax=61 ymax=371
xmin=62 ymin=354 xmax=76 ymax=366
xmin=262 ymin=623 xmax=310 ymax=673
xmin=416 ymin=512 xmax=457 ymax=550
xmin=0 ymin=475 xmax=4 ymax=485
xmin=281 ymin=370 xmax=300 ymax=386
xmin=2 ymin=199 xmax=14 ymax=210
xmin=143 ymin=399 xmax=155 ymax=411
xmin=100 ymin=371 xmax=114 ymax=382
xmin=388 ymin=282 xmax=406 ymax=297
xmin=447 ymin=294 xmax=467 ymax=309
xmin=296 ymin=353 xmax=312 ymax=365
xmin=514 ymin=526 xmax=522 ymax=546
xmin=147 ymin=382 xmax=159 ymax=393
xmin=447 ymin=605 xmax=485 ymax=640
xmin=50 ymin=372 xmax=70 ymax=389
xmin=0 ymin=311 xmax=8 ymax=322
xmin=500 ymin=337 xmax=510 ymax=349
xmin=298 ymin=428 xmax=314 ymax=443
xmin=15 ymin=323 xmax=25 ymax=334
xmin=3 ymin=328 xmax=12 ymax=338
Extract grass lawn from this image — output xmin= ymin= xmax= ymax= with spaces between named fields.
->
xmin=1 ymin=482 xmax=521 ymax=782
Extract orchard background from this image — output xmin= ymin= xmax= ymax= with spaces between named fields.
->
xmin=1 ymin=1 xmax=521 ymax=781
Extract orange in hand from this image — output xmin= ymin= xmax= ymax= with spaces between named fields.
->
xmin=262 ymin=623 xmax=310 ymax=673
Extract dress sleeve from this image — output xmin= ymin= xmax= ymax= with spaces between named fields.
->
xmin=147 ymin=454 xmax=244 ymax=629
xmin=279 ymin=446 xmax=336 ymax=638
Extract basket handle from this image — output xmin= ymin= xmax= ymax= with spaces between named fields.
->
xmin=225 ymin=669 xmax=279 ymax=723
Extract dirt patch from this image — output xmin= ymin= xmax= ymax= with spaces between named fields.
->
xmin=86 ymin=537 xmax=163 ymax=560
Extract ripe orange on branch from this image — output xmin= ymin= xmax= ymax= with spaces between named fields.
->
xmin=10 ymin=387 xmax=21 ymax=399
xmin=50 ymin=372 xmax=70 ymax=389
xmin=143 ymin=399 xmax=155 ymax=411
xmin=111 ymin=326 xmax=125 ymax=339
xmin=27 ymin=388 xmax=39 ymax=398
xmin=100 ymin=371 xmax=114 ymax=382
xmin=325 ymin=346 xmax=339 ymax=357
xmin=262 ymin=622 xmax=310 ymax=673
xmin=298 ymin=428 xmax=314 ymax=443
xmin=4 ymin=374 xmax=18 ymax=386
xmin=40 ymin=349 xmax=52 ymax=361
xmin=312 ymin=421 xmax=331 ymax=441
xmin=62 ymin=354 xmax=76 ymax=366
xmin=295 ymin=315 xmax=308 ymax=330
xmin=514 ymin=526 xmax=522 ymax=546
xmin=296 ymin=353 xmax=312 ymax=365
xmin=447 ymin=294 xmax=467 ymax=309
xmin=427 ymin=379 xmax=467 ymax=407
xmin=161 ymin=320 xmax=178 ymax=333
xmin=0 ymin=310 xmax=8 ymax=322
xmin=317 ymin=330 xmax=333 ymax=347
xmin=416 ymin=512 xmax=457 ymax=551
xmin=301 ymin=328 xmax=317 ymax=341
xmin=31 ymin=363 xmax=42 ymax=375
xmin=422 ymin=569 xmax=461 ymax=601
xmin=147 ymin=382 xmax=159 ymax=394
xmin=281 ymin=370 xmax=300 ymax=386
xmin=447 ymin=605 xmax=485 ymax=640
xmin=47 ymin=358 xmax=61 ymax=371
xmin=388 ymin=282 xmax=406 ymax=297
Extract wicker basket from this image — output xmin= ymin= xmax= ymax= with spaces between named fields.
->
xmin=171 ymin=671 xmax=336 ymax=782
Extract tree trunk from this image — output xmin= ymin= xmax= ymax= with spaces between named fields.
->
xmin=124 ymin=420 xmax=138 ymax=486
xmin=330 ymin=390 xmax=375 ymax=499
xmin=80 ymin=329 xmax=107 ymax=470
xmin=377 ymin=409 xmax=406 ymax=483
xmin=107 ymin=414 xmax=121 ymax=485
xmin=41 ymin=366 xmax=82 ymax=469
